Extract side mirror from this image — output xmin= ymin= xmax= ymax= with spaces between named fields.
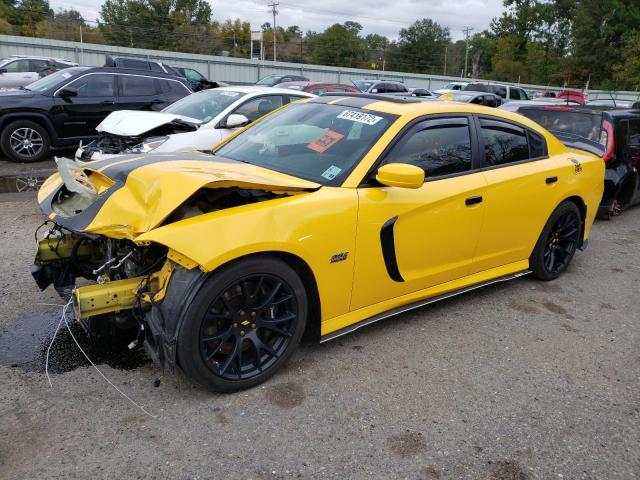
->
xmin=375 ymin=163 xmax=424 ymax=189
xmin=0 ymin=68 xmax=6 ymax=74
xmin=57 ymin=87 xmax=78 ymax=98
xmin=224 ymin=114 xmax=250 ymax=129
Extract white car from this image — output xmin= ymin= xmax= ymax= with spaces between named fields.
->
xmin=75 ymin=86 xmax=316 ymax=161
xmin=0 ymin=55 xmax=77 ymax=89
xmin=434 ymin=81 xmax=469 ymax=95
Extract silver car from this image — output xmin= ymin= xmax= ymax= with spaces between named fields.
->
xmin=0 ymin=56 xmax=77 ymax=89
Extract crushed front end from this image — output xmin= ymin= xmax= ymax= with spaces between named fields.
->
xmin=33 ymin=221 xmax=173 ymax=352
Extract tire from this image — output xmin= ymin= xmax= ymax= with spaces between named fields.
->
xmin=176 ymin=256 xmax=308 ymax=392
xmin=0 ymin=120 xmax=51 ymax=163
xmin=530 ymin=201 xmax=582 ymax=281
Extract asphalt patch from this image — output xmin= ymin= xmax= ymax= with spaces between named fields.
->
xmin=0 ymin=310 xmax=150 ymax=374
xmin=386 ymin=430 xmax=426 ymax=458
xmin=264 ymin=381 xmax=305 ymax=408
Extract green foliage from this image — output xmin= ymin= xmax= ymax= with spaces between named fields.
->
xmin=306 ymin=22 xmax=366 ymax=68
xmin=390 ymin=19 xmax=450 ymax=73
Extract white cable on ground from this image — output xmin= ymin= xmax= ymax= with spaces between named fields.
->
xmin=45 ymin=297 xmax=71 ymax=388
xmin=46 ymin=297 xmax=157 ymax=419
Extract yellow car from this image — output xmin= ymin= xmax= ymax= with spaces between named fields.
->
xmin=33 ymin=94 xmax=604 ymax=392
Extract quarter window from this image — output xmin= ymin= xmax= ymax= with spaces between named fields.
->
xmin=480 ymin=118 xmax=529 ymax=166
xmin=385 ymin=118 xmax=473 ymax=178
xmin=66 ymin=74 xmax=115 ymax=96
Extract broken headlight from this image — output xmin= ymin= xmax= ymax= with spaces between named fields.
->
xmin=127 ymin=136 xmax=169 ymax=153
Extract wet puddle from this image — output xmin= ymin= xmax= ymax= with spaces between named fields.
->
xmin=0 ymin=310 xmax=151 ymax=374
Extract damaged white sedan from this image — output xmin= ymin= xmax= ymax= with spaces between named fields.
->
xmin=75 ymin=86 xmax=315 ymax=161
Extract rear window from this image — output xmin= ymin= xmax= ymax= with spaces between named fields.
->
xmin=518 ymin=108 xmax=603 ymax=142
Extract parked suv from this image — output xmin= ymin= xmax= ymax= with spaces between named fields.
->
xmin=0 ymin=55 xmax=77 ymax=89
xmin=104 ymin=55 xmax=179 ymax=75
xmin=464 ymin=82 xmax=529 ymax=102
xmin=0 ymin=66 xmax=192 ymax=162
xmin=353 ymin=79 xmax=408 ymax=94
xmin=515 ymin=105 xmax=640 ymax=218
xmin=171 ymin=66 xmax=222 ymax=91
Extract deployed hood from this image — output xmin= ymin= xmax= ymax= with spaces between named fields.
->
xmin=96 ymin=110 xmax=202 ymax=137
xmin=38 ymin=152 xmax=320 ymax=239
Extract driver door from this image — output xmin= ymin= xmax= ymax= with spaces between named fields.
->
xmin=351 ymin=116 xmax=487 ymax=310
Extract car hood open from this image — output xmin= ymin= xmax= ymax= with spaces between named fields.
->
xmin=96 ymin=110 xmax=203 ymax=137
xmin=37 ymin=152 xmax=321 ymax=240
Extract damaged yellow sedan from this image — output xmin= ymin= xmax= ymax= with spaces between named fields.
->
xmin=33 ymin=94 xmax=604 ymax=392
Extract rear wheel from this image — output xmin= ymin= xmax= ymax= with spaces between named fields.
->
xmin=177 ymin=257 xmax=307 ymax=392
xmin=0 ymin=120 xmax=50 ymax=162
xmin=530 ymin=202 xmax=582 ymax=281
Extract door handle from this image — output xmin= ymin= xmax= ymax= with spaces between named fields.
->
xmin=465 ymin=195 xmax=483 ymax=206
xmin=101 ymin=100 xmax=115 ymax=105
xmin=546 ymin=176 xmax=558 ymax=184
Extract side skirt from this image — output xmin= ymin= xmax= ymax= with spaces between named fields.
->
xmin=320 ymin=269 xmax=531 ymax=343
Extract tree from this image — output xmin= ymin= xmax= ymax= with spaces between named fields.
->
xmin=305 ymin=22 xmax=366 ymax=68
xmin=613 ymin=33 xmax=640 ymax=90
xmin=390 ymin=19 xmax=450 ymax=74
xmin=13 ymin=0 xmax=52 ymax=36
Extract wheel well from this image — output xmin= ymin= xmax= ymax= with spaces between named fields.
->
xmin=214 ymin=251 xmax=322 ymax=342
xmin=563 ymin=195 xmax=587 ymax=244
xmin=0 ymin=114 xmax=55 ymax=141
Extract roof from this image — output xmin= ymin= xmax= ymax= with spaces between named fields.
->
xmin=3 ymin=55 xmax=77 ymax=64
xmin=82 ymin=66 xmax=188 ymax=80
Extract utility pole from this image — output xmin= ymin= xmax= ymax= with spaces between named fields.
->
xmin=268 ymin=2 xmax=279 ymax=62
xmin=462 ymin=26 xmax=474 ymax=79
xmin=443 ymin=45 xmax=448 ymax=76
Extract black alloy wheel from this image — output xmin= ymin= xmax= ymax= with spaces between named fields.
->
xmin=530 ymin=201 xmax=582 ymax=281
xmin=177 ymin=257 xmax=307 ymax=392
xmin=200 ymin=274 xmax=297 ymax=380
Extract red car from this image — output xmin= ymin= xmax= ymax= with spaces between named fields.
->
xmin=543 ymin=90 xmax=587 ymax=104
xmin=278 ymin=81 xmax=360 ymax=95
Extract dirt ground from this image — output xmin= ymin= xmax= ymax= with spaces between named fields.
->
xmin=0 ymin=193 xmax=638 ymax=480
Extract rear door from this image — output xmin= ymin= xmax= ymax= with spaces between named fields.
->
xmin=472 ymin=115 xmax=561 ymax=273
xmin=117 ymin=74 xmax=167 ymax=111
xmin=52 ymin=73 xmax=118 ymax=138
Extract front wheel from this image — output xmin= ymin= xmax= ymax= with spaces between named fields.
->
xmin=530 ymin=202 xmax=582 ymax=281
xmin=0 ymin=120 xmax=51 ymax=162
xmin=177 ymin=257 xmax=307 ymax=392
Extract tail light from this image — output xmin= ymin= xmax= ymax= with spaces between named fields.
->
xmin=599 ymin=119 xmax=615 ymax=162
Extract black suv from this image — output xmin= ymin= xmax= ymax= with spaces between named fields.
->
xmin=171 ymin=66 xmax=221 ymax=91
xmin=515 ymin=105 xmax=640 ymax=218
xmin=0 ymin=66 xmax=192 ymax=162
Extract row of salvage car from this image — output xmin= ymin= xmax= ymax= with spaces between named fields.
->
xmin=18 ymin=63 xmax=640 ymax=392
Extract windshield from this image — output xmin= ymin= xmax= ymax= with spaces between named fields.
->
xmin=353 ymin=81 xmax=374 ymax=92
xmin=519 ymin=108 xmax=603 ymax=142
xmin=449 ymin=93 xmax=475 ymax=102
xmin=444 ymin=83 xmax=464 ymax=90
xmin=256 ymin=75 xmax=280 ymax=86
xmin=163 ymin=89 xmax=247 ymax=123
xmin=24 ymin=67 xmax=88 ymax=92
xmin=214 ymin=102 xmax=396 ymax=185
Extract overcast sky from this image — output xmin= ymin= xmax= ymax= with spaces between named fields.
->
xmin=51 ymin=0 xmax=504 ymax=41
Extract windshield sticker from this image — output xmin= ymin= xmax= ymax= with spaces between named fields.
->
xmin=321 ymin=165 xmax=342 ymax=180
xmin=219 ymin=91 xmax=240 ymax=97
xmin=307 ymin=130 xmax=344 ymax=153
xmin=337 ymin=110 xmax=383 ymax=125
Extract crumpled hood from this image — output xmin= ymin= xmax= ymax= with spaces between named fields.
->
xmin=96 ymin=110 xmax=202 ymax=137
xmin=38 ymin=152 xmax=320 ymax=239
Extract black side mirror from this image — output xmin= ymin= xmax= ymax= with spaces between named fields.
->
xmin=58 ymin=87 xmax=78 ymax=98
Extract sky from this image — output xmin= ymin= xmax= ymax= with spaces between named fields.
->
xmin=51 ymin=0 xmax=505 ymax=41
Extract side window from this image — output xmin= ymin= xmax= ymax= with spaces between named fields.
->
xmin=66 ymin=74 xmax=115 ymax=97
xmin=233 ymin=95 xmax=284 ymax=122
xmin=510 ymin=88 xmax=527 ymax=100
xmin=159 ymin=79 xmax=189 ymax=95
xmin=120 ymin=75 xmax=160 ymax=96
xmin=30 ymin=59 xmax=47 ymax=71
xmin=627 ymin=119 xmax=640 ymax=145
xmin=185 ymin=69 xmax=202 ymax=82
xmin=384 ymin=118 xmax=473 ymax=178
xmin=480 ymin=118 xmax=529 ymax=166
xmin=3 ymin=59 xmax=31 ymax=72
xmin=485 ymin=95 xmax=498 ymax=108
xmin=396 ymin=83 xmax=408 ymax=93
xmin=310 ymin=88 xmax=327 ymax=95
xmin=527 ymin=130 xmax=548 ymax=158
xmin=149 ymin=62 xmax=164 ymax=72
xmin=494 ymin=86 xmax=507 ymax=98
xmin=470 ymin=96 xmax=483 ymax=105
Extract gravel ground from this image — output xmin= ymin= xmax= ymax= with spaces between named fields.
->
xmin=0 ymin=193 xmax=639 ymax=480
